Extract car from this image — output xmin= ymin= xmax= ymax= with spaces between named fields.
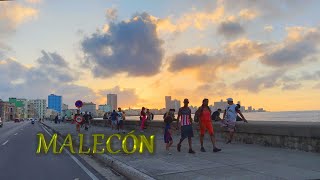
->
xmin=0 ymin=117 xmax=3 ymax=127
xmin=14 ymin=118 xmax=20 ymax=123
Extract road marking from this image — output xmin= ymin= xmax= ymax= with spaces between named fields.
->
xmin=14 ymin=133 xmax=18 ymax=135
xmin=41 ymin=125 xmax=99 ymax=180
xmin=20 ymin=129 xmax=23 ymax=130
xmin=2 ymin=140 xmax=9 ymax=146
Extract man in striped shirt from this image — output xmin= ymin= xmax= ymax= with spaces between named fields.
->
xmin=176 ymin=98 xmax=195 ymax=154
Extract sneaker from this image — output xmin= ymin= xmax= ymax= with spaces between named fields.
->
xmin=213 ymin=147 xmax=221 ymax=152
xmin=167 ymin=151 xmax=172 ymax=155
xmin=188 ymin=149 xmax=195 ymax=154
xmin=200 ymin=147 xmax=206 ymax=152
xmin=177 ymin=144 xmax=181 ymax=152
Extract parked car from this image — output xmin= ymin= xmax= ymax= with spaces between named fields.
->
xmin=14 ymin=118 xmax=20 ymax=123
xmin=0 ymin=117 xmax=3 ymax=127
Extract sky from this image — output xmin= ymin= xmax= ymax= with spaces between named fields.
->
xmin=1 ymin=0 xmax=320 ymax=111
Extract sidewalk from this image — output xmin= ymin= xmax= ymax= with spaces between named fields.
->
xmin=43 ymin=121 xmax=320 ymax=180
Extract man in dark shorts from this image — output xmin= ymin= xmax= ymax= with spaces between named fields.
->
xmin=176 ymin=98 xmax=195 ymax=154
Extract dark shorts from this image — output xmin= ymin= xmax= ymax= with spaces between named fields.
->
xmin=164 ymin=131 xmax=173 ymax=143
xmin=181 ymin=125 xmax=194 ymax=139
xmin=118 ymin=120 xmax=123 ymax=126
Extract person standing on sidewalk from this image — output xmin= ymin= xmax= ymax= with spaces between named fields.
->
xmin=197 ymin=98 xmax=221 ymax=152
xmin=117 ymin=107 xmax=125 ymax=133
xmin=177 ymin=99 xmax=195 ymax=154
xmin=140 ymin=107 xmax=147 ymax=132
xmin=111 ymin=110 xmax=118 ymax=131
xmin=222 ymin=98 xmax=248 ymax=144
xmin=83 ymin=112 xmax=90 ymax=131
xmin=164 ymin=109 xmax=175 ymax=155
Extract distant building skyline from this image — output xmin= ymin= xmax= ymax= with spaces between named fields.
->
xmin=48 ymin=94 xmax=62 ymax=113
xmin=107 ymin=94 xmax=117 ymax=111
xmin=81 ymin=102 xmax=97 ymax=116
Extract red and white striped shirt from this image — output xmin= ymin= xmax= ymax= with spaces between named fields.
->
xmin=178 ymin=107 xmax=192 ymax=126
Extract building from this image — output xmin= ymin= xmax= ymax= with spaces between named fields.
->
xmin=9 ymin=98 xmax=27 ymax=118
xmin=0 ymin=100 xmax=16 ymax=121
xmin=26 ymin=101 xmax=36 ymax=118
xmin=48 ymin=94 xmax=62 ymax=113
xmin=29 ymin=99 xmax=47 ymax=118
xmin=213 ymin=99 xmax=228 ymax=111
xmin=45 ymin=108 xmax=58 ymax=120
xmin=248 ymin=106 xmax=253 ymax=112
xmin=81 ymin=102 xmax=97 ymax=117
xmin=62 ymin=104 xmax=68 ymax=111
xmin=165 ymin=96 xmax=172 ymax=111
xmin=172 ymin=99 xmax=181 ymax=112
xmin=107 ymin=94 xmax=117 ymax=111
xmin=98 ymin=104 xmax=112 ymax=112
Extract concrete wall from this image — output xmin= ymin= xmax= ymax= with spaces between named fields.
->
xmin=91 ymin=119 xmax=320 ymax=153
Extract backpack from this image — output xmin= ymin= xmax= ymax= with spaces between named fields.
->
xmin=194 ymin=109 xmax=200 ymax=123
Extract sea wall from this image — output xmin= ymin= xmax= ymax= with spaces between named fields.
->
xmin=91 ymin=119 xmax=320 ymax=153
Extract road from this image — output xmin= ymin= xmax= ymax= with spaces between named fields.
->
xmin=0 ymin=121 xmax=107 ymax=180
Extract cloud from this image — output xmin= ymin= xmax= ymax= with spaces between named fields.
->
xmin=81 ymin=12 xmax=164 ymax=78
xmin=239 ymin=9 xmax=259 ymax=20
xmin=260 ymin=28 xmax=320 ymax=67
xmin=168 ymin=38 xmax=267 ymax=81
xmin=300 ymin=70 xmax=320 ymax=81
xmin=106 ymin=8 xmax=118 ymax=21
xmin=0 ymin=52 xmax=91 ymax=107
xmin=232 ymin=70 xmax=285 ymax=92
xmin=217 ymin=20 xmax=245 ymax=39
xmin=264 ymin=25 xmax=273 ymax=32
xmin=313 ymin=83 xmax=320 ymax=89
xmin=34 ymin=50 xmax=77 ymax=83
xmin=282 ymin=83 xmax=302 ymax=91
xmin=98 ymin=86 xmax=140 ymax=108
xmin=220 ymin=0 xmax=316 ymax=19
xmin=25 ymin=0 xmax=42 ymax=4
xmin=0 ymin=2 xmax=38 ymax=33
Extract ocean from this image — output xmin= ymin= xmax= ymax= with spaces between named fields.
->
xmin=124 ymin=111 xmax=320 ymax=122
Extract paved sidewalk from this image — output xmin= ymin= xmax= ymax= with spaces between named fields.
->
xmin=43 ymin=121 xmax=320 ymax=180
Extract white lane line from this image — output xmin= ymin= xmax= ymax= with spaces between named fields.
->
xmin=41 ymin=125 xmax=99 ymax=180
xmin=2 ymin=140 xmax=9 ymax=146
xmin=20 ymin=129 xmax=23 ymax=130
xmin=14 ymin=133 xmax=18 ymax=135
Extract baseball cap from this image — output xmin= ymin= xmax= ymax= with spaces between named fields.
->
xmin=226 ymin=98 xmax=233 ymax=101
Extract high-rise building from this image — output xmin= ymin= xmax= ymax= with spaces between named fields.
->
xmin=48 ymin=94 xmax=62 ymax=113
xmin=81 ymin=102 xmax=97 ymax=117
xmin=107 ymin=94 xmax=117 ymax=111
xmin=165 ymin=96 xmax=172 ymax=111
xmin=248 ymin=106 xmax=252 ymax=112
xmin=29 ymin=99 xmax=47 ymax=118
xmin=213 ymin=99 xmax=228 ymax=111
xmin=172 ymin=99 xmax=181 ymax=112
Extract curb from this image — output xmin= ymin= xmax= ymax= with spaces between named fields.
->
xmin=41 ymin=123 xmax=156 ymax=180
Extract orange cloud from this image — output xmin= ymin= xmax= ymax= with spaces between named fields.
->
xmin=239 ymin=9 xmax=259 ymax=20
xmin=0 ymin=3 xmax=38 ymax=29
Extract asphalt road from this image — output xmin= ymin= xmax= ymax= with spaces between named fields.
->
xmin=0 ymin=121 xmax=106 ymax=180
